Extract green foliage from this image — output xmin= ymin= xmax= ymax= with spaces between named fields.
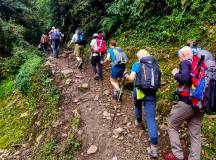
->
xmin=14 ymin=55 xmax=42 ymax=93
xmin=0 ymin=19 xmax=26 ymax=56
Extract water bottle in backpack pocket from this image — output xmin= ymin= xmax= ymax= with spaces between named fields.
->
xmin=135 ymin=56 xmax=161 ymax=91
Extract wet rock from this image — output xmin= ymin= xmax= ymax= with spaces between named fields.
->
xmin=87 ymin=145 xmax=98 ymax=154
xmin=113 ymin=127 xmax=124 ymax=136
xmin=20 ymin=112 xmax=29 ymax=118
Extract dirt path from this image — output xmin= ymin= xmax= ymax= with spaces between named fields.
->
xmin=0 ymin=49 xmax=169 ymax=160
xmin=49 ymin=49 xmax=169 ymax=160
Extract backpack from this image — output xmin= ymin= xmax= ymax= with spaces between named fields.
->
xmin=135 ymin=56 xmax=161 ymax=91
xmin=112 ymin=47 xmax=128 ymax=65
xmin=77 ymin=32 xmax=86 ymax=45
xmin=51 ymin=32 xmax=60 ymax=42
xmin=93 ymin=39 xmax=106 ymax=54
xmin=190 ymin=50 xmax=216 ymax=114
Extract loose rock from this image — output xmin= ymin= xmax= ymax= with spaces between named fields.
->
xmin=87 ymin=145 xmax=98 ymax=154
xmin=113 ymin=127 xmax=124 ymax=136
xmin=112 ymin=156 xmax=118 ymax=160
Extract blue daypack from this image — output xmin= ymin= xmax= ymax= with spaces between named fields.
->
xmin=135 ymin=56 xmax=161 ymax=91
xmin=112 ymin=47 xmax=128 ymax=66
xmin=77 ymin=32 xmax=86 ymax=45
xmin=51 ymin=31 xmax=60 ymax=42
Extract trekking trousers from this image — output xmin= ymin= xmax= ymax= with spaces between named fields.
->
xmin=133 ymin=89 xmax=158 ymax=145
xmin=52 ymin=40 xmax=60 ymax=58
xmin=91 ymin=55 xmax=102 ymax=78
xmin=168 ymin=101 xmax=203 ymax=160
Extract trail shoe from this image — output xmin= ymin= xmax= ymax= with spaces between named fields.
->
xmin=77 ymin=60 xmax=83 ymax=69
xmin=135 ymin=119 xmax=144 ymax=130
xmin=164 ymin=152 xmax=186 ymax=160
xmin=113 ymin=89 xmax=120 ymax=100
xmin=150 ymin=144 xmax=158 ymax=158
xmin=94 ymin=74 xmax=99 ymax=80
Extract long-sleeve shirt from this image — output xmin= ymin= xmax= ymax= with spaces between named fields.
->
xmin=174 ymin=59 xmax=192 ymax=104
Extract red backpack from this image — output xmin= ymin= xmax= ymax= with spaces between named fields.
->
xmin=190 ymin=50 xmax=216 ymax=114
xmin=93 ymin=39 xmax=106 ymax=54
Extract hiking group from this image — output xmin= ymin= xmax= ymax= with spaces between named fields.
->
xmin=38 ymin=26 xmax=64 ymax=58
xmin=46 ymin=28 xmax=216 ymax=159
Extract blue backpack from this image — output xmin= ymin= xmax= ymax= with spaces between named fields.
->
xmin=135 ymin=56 xmax=161 ymax=91
xmin=51 ymin=31 xmax=60 ymax=42
xmin=77 ymin=32 xmax=86 ymax=45
xmin=112 ymin=47 xmax=128 ymax=66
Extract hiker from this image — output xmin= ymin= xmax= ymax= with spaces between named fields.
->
xmin=164 ymin=46 xmax=203 ymax=160
xmin=71 ymin=29 xmax=86 ymax=69
xmin=49 ymin=26 xmax=55 ymax=39
xmin=39 ymin=34 xmax=49 ymax=53
xmin=124 ymin=49 xmax=161 ymax=158
xmin=102 ymin=39 xmax=127 ymax=99
xmin=50 ymin=29 xmax=61 ymax=58
xmin=91 ymin=33 xmax=106 ymax=80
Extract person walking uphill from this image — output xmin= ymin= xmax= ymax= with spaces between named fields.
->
xmin=91 ymin=33 xmax=106 ymax=80
xmin=102 ymin=39 xmax=127 ymax=99
xmin=124 ymin=49 xmax=161 ymax=158
xmin=164 ymin=46 xmax=204 ymax=160
xmin=71 ymin=29 xmax=87 ymax=69
xmin=50 ymin=29 xmax=61 ymax=58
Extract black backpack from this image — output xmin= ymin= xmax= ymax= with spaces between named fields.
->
xmin=135 ymin=56 xmax=161 ymax=91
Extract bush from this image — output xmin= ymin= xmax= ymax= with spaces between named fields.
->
xmin=14 ymin=55 xmax=42 ymax=93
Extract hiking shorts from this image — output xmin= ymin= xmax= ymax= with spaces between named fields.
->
xmin=111 ymin=65 xmax=125 ymax=79
xmin=74 ymin=44 xmax=84 ymax=58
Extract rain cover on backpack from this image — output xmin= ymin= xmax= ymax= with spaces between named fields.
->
xmin=191 ymin=50 xmax=216 ymax=114
xmin=135 ymin=56 xmax=161 ymax=91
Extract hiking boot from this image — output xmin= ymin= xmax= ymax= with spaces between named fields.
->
xmin=94 ymin=74 xmax=99 ymax=80
xmin=164 ymin=152 xmax=184 ymax=160
xmin=150 ymin=144 xmax=158 ymax=158
xmin=78 ymin=61 xmax=83 ymax=69
xmin=135 ymin=119 xmax=144 ymax=130
xmin=113 ymin=89 xmax=119 ymax=100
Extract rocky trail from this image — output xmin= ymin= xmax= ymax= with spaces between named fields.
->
xmin=0 ymin=49 xmax=170 ymax=160
xmin=53 ymin=49 xmax=170 ymax=160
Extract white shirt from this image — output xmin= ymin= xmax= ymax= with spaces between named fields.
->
xmin=71 ymin=33 xmax=78 ymax=43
